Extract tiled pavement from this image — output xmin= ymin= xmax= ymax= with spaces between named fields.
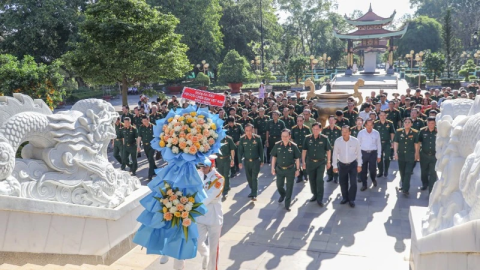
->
xmin=112 ymin=151 xmax=429 ymax=270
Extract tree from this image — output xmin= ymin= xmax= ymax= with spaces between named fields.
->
xmin=396 ymin=16 xmax=443 ymax=58
xmin=0 ymin=0 xmax=88 ymax=64
xmin=0 ymin=54 xmax=65 ymax=109
xmin=217 ymin=50 xmax=250 ymax=84
xmin=424 ymin=52 xmax=445 ymax=82
xmin=147 ymin=0 xmax=224 ymax=66
xmin=64 ymin=0 xmax=191 ymax=106
xmin=287 ymin=57 xmax=308 ymax=84
xmin=442 ymin=9 xmax=462 ymax=78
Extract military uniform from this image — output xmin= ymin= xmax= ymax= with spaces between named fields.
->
xmin=280 ymin=115 xmax=296 ymax=130
xmin=343 ymin=110 xmax=359 ymax=127
xmin=411 ymin=118 xmax=425 ymax=131
xmin=254 ymin=115 xmax=270 ymax=162
xmin=266 ymin=119 xmax=286 ymax=163
xmin=374 ymin=120 xmax=395 ymax=176
xmin=419 ymin=126 xmax=437 ymax=193
xmin=149 ymin=113 xmax=162 ymax=125
xmin=335 ymin=117 xmax=349 ymax=128
xmin=394 ymin=128 xmax=419 ymax=193
xmin=271 ymin=141 xmax=301 ymax=209
xmin=350 ymin=126 xmax=364 ymax=138
xmin=217 ymin=136 xmax=236 ymax=196
xmin=138 ymin=123 xmax=156 ymax=179
xmin=249 ymin=111 xmax=259 ymax=119
xmin=121 ymin=112 xmax=133 ymax=123
xmin=237 ymin=134 xmax=264 ymax=198
xmin=412 ymin=95 xmax=423 ymax=105
xmin=237 ymin=116 xmax=254 ymax=129
xmin=119 ymin=126 xmax=138 ymax=174
xmin=291 ymin=125 xmax=311 ymax=182
xmin=132 ymin=114 xmax=144 ymax=128
xmin=224 ymin=123 xmax=244 ymax=175
xmin=385 ymin=108 xmax=402 ymax=129
xmin=310 ymin=108 xmax=319 ymax=120
xmin=113 ymin=122 xmax=124 ymax=164
xmin=302 ymin=134 xmax=332 ymax=204
xmin=322 ymin=126 xmax=342 ymax=182
xmin=304 ymin=118 xmax=316 ymax=129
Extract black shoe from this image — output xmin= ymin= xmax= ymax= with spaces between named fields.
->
xmin=309 ymin=196 xmax=317 ymax=202
xmin=317 ymin=201 xmax=324 ymax=207
xmin=357 ymin=178 xmax=362 ymax=183
xmin=285 ymin=207 xmax=291 ymax=211
xmin=222 ymin=194 xmax=228 ymax=201
xmin=420 ymin=186 xmax=428 ymax=191
xmin=326 ymin=178 xmax=333 ymax=182
xmin=398 ymin=187 xmax=403 ymax=191
xmin=278 ymin=196 xmax=285 ymax=203
xmin=372 ymin=180 xmax=377 ymax=187
xmin=402 ymin=191 xmax=410 ymax=196
xmin=384 ymin=173 xmax=388 ymax=177
xmin=121 ymin=167 xmax=126 ymax=171
xmin=376 ymin=173 xmax=383 ymax=178
xmin=333 ymin=177 xmax=338 ymax=184
xmin=349 ymin=201 xmax=355 ymax=208
xmin=248 ymin=194 xmax=253 ymax=198
xmin=340 ymin=199 xmax=349 ymax=204
xmin=360 ymin=186 xmax=367 ymax=191
xmin=251 ymin=197 xmax=257 ymax=201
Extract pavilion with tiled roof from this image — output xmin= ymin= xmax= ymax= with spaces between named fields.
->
xmin=334 ymin=4 xmax=408 ymax=75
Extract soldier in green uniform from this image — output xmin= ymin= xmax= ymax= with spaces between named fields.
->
xmin=374 ymin=111 xmax=395 ymax=177
xmin=291 ymin=115 xmax=311 ymax=183
xmin=112 ymin=118 xmax=124 ymax=164
xmin=248 ymin=104 xmax=259 ymax=119
xmin=149 ymin=106 xmax=162 ymax=125
xmin=303 ymin=109 xmax=316 ymax=129
xmin=119 ymin=117 xmax=139 ymax=175
xmin=265 ymin=111 xmax=286 ymax=163
xmin=302 ymin=122 xmax=332 ymax=207
xmin=132 ymin=107 xmax=144 ymax=128
xmin=322 ymin=115 xmax=342 ymax=183
xmin=385 ymin=101 xmax=402 ymax=129
xmin=238 ymin=124 xmax=264 ymax=201
xmin=393 ymin=117 xmax=420 ymax=196
xmin=217 ymin=135 xmax=236 ymax=199
xmin=350 ymin=117 xmax=364 ymax=138
xmin=238 ymin=109 xmax=254 ymax=129
xmin=419 ymin=117 xmax=437 ymax=193
xmin=271 ymin=129 xmax=301 ymax=211
xmin=136 ymin=116 xmax=157 ymax=180
xmin=224 ymin=116 xmax=244 ymax=176
xmin=308 ymin=101 xmax=319 ymax=120
xmin=335 ymin=110 xmax=349 ymax=128
xmin=280 ymin=108 xmax=296 ymax=130
xmin=121 ymin=105 xmax=133 ymax=123
xmin=411 ymin=109 xmax=425 ymax=130
xmin=254 ymin=108 xmax=270 ymax=163
xmin=343 ymin=103 xmax=359 ymax=126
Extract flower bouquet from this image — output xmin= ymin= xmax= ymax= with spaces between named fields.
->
xmin=133 ymin=106 xmax=225 ymax=260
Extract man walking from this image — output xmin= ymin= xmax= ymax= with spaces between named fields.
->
xmin=291 ymin=115 xmax=311 ymax=183
xmin=217 ymin=135 xmax=236 ymax=199
xmin=374 ymin=111 xmax=395 ymax=177
xmin=238 ymin=124 xmax=264 ymax=201
xmin=394 ymin=117 xmax=420 ymax=196
xmin=266 ymin=111 xmax=285 ymax=163
xmin=112 ymin=118 xmax=124 ymax=165
xmin=137 ymin=116 xmax=157 ymax=181
xmin=225 ymin=116 xmax=244 ymax=177
xmin=119 ymin=117 xmax=138 ymax=176
xmin=419 ymin=117 xmax=438 ymax=193
xmin=302 ymin=123 xmax=332 ymax=207
xmin=271 ymin=129 xmax=301 ymax=211
xmin=322 ymin=115 xmax=342 ymax=183
xmin=254 ymin=108 xmax=270 ymax=163
xmin=357 ymin=119 xmax=382 ymax=191
xmin=332 ymin=126 xmax=362 ymax=208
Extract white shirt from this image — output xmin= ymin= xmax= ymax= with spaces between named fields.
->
xmin=357 ymin=129 xmax=382 ymax=158
xmin=359 ymin=110 xmax=371 ymax=121
xmin=196 ymin=168 xmax=224 ymax=226
xmin=332 ymin=136 xmax=362 ymax=169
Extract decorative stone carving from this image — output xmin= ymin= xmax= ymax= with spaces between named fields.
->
xmin=0 ymin=94 xmax=140 ymax=208
xmin=422 ymin=97 xmax=480 ymax=235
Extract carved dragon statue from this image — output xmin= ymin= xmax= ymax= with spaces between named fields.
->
xmin=305 ymin=78 xmax=316 ymax=100
xmin=352 ymin=78 xmax=364 ymax=105
xmin=0 ymin=94 xmax=140 ymax=208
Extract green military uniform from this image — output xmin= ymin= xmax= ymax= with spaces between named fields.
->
xmin=132 ymin=114 xmax=144 ymax=128
xmin=425 ymin=108 xmax=440 ymax=116
xmin=350 ymin=126 xmax=364 ymax=138
xmin=419 ymin=126 xmax=437 ymax=193
xmin=249 ymin=111 xmax=259 ymax=119
xmin=304 ymin=118 xmax=316 ymax=129
xmin=322 ymin=125 xmax=342 ymax=182
xmin=121 ymin=112 xmax=133 ymax=123
xmin=302 ymin=134 xmax=332 ymax=203
xmin=310 ymin=108 xmax=319 ymax=120
xmin=394 ymin=128 xmax=419 ymax=193
xmin=374 ymin=120 xmax=395 ymax=176
xmin=280 ymin=115 xmax=296 ymax=130
xmin=237 ymin=134 xmax=264 ymax=198
xmin=412 ymin=95 xmax=423 ymax=105
xmin=295 ymin=104 xmax=305 ymax=115
xmin=404 ymin=107 xmax=412 ymax=119
xmin=149 ymin=113 xmax=162 ymax=125
xmin=237 ymin=116 xmax=254 ymax=129
xmin=271 ymin=141 xmax=301 ymax=209
xmin=225 ymin=123 xmax=244 ymax=175
xmin=385 ymin=108 xmax=402 ymax=129
xmin=411 ymin=118 xmax=425 ymax=131
xmin=113 ymin=122 xmax=124 ymax=164
xmin=138 ymin=123 xmax=156 ymax=179
xmin=119 ymin=126 xmax=139 ymax=174
xmin=291 ymin=125 xmax=311 ymax=182
xmin=266 ymin=119 xmax=286 ymax=163
xmin=217 ymin=136 xmax=236 ymax=196
xmin=336 ymin=117 xmax=349 ymax=128
xmin=343 ymin=110 xmax=359 ymax=127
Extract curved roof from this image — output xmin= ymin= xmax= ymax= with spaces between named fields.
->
xmin=344 ymin=4 xmax=396 ymax=26
xmin=333 ymin=25 xmax=409 ymax=40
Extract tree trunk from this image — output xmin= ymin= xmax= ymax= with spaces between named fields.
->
xmin=75 ymin=77 xmax=87 ymax=88
xmin=122 ymin=75 xmax=128 ymax=106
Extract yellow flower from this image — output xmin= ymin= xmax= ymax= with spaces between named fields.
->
xmin=179 ymin=116 xmax=185 ymax=122
xmin=198 ymin=115 xmax=205 ymax=119
xmin=159 ymin=140 xmax=166 ymax=147
xmin=168 ymin=118 xmax=173 ymax=123
xmin=190 ymin=112 xmax=197 ymax=117
xmin=194 ymin=142 xmax=201 ymax=149
xmin=188 ymin=197 xmax=195 ymax=203
xmin=174 ymin=212 xmax=181 ymax=218
xmin=163 ymin=207 xmax=168 ymax=213
xmin=211 ymin=123 xmax=216 ymax=130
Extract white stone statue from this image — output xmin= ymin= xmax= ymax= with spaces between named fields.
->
xmin=0 ymin=94 xmax=140 ymax=208
xmin=422 ymin=97 xmax=480 ymax=235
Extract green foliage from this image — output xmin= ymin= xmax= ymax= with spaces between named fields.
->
xmin=63 ymin=0 xmax=191 ymax=106
xmin=218 ymin=50 xmax=251 ymax=83
xmin=442 ymin=9 xmax=462 ymax=78
xmin=195 ymin=72 xmax=210 ymax=87
xmin=424 ymin=52 xmax=446 ymax=82
xmin=0 ymin=54 xmax=65 ymax=109
xmin=405 ymin=74 xmax=427 ymax=85
xmin=468 ymin=75 xmax=478 ymax=82
xmin=287 ymin=57 xmax=308 ymax=84
xmin=463 ymin=60 xmax=476 ymax=72
xmin=397 ymin=16 xmax=442 ymax=58
xmin=262 ymin=68 xmax=276 ymax=84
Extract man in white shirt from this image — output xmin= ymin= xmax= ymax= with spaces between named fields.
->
xmin=332 ymin=125 xmax=362 ymax=208
xmin=357 ymin=119 xmax=382 ymax=191
xmin=359 ymin=103 xmax=372 ymax=121
xmin=380 ymin=94 xmax=389 ymax=111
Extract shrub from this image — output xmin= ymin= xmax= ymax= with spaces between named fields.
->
xmin=218 ymin=50 xmax=250 ymax=84
xmin=195 ymin=72 xmax=210 ymax=86
xmin=468 ymin=75 xmax=478 ymax=82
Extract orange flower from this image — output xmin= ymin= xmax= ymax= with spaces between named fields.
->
xmin=182 ymin=218 xmax=192 ymax=227
xmin=203 ymin=129 xmax=210 ymax=137
xmin=181 ymin=211 xmax=189 ymax=219
xmin=169 ymin=194 xmax=178 ymax=201
xmin=179 ymin=132 xmax=186 ymax=138
xmin=197 ymin=118 xmax=205 ymax=125
xmin=164 ymin=212 xmax=173 ymax=221
xmin=194 ymin=142 xmax=201 ymax=149
xmin=186 ymin=133 xmax=194 ymax=141
xmin=164 ymin=135 xmax=170 ymax=141
xmin=171 ymin=137 xmax=179 ymax=145
xmin=208 ymin=138 xmax=215 ymax=145
xmin=176 ymin=204 xmax=185 ymax=212
xmin=214 ymin=181 xmax=222 ymax=189
xmin=180 ymin=197 xmax=188 ymax=204
xmin=203 ymin=144 xmax=210 ymax=152
xmin=169 ymin=130 xmax=175 ymax=136
xmin=179 ymin=141 xmax=187 ymax=149
xmin=188 ymin=145 xmax=197 ymax=155
xmin=192 ymin=136 xmax=199 ymax=143
xmin=196 ymin=134 xmax=203 ymax=141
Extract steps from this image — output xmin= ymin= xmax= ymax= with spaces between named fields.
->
xmin=0 ymin=246 xmax=159 ymax=270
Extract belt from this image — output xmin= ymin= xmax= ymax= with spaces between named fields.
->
xmin=115 ymin=139 xmax=121 ymax=141
xmin=339 ymin=161 xmax=356 ymax=166
xmin=126 ymin=144 xmax=136 ymax=146
xmin=309 ymin=158 xmax=325 ymax=162
xmin=277 ymin=164 xmax=294 ymax=170
xmin=361 ymin=150 xmax=377 ymax=153
xmin=422 ymin=152 xmax=435 ymax=156
xmin=245 ymin=158 xmax=258 ymax=162
xmin=218 ymin=156 xmax=229 ymax=159
xmin=144 ymin=142 xmax=150 ymax=146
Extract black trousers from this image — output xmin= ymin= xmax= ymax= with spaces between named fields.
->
xmin=338 ymin=161 xmax=358 ymax=202
xmin=361 ymin=150 xmax=377 ymax=187
xmin=231 ymin=148 xmax=239 ymax=175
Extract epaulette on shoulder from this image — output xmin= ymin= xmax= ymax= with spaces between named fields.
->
xmin=335 ymin=126 xmax=341 ymax=130
xmin=226 ymin=135 xmax=232 ymax=139
xmin=374 ymin=120 xmax=379 ymax=124
xmin=321 ymin=134 xmax=328 ymax=138
xmin=420 ymin=126 xmax=428 ymax=131
xmin=397 ymin=128 xmax=404 ymax=132
xmin=412 ymin=128 xmax=419 ymax=133
xmin=343 ymin=110 xmax=348 ymax=113
xmin=240 ymin=134 xmax=245 ymax=139
xmin=292 ymin=125 xmax=298 ymax=129
xmin=387 ymin=120 xmax=393 ymax=123
xmin=254 ymin=134 xmax=260 ymax=138
xmin=290 ymin=141 xmax=297 ymax=146
xmin=350 ymin=126 xmax=355 ymax=130
xmin=275 ymin=141 xmax=282 ymax=144
xmin=306 ymin=134 xmax=312 ymax=138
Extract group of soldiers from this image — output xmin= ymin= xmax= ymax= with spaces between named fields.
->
xmin=110 ymin=85 xmax=464 ymax=210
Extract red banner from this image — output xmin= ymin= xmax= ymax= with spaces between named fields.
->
xmin=181 ymin=87 xmax=226 ymax=107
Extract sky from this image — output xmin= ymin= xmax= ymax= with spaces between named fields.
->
xmin=335 ymin=0 xmax=416 ymax=19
